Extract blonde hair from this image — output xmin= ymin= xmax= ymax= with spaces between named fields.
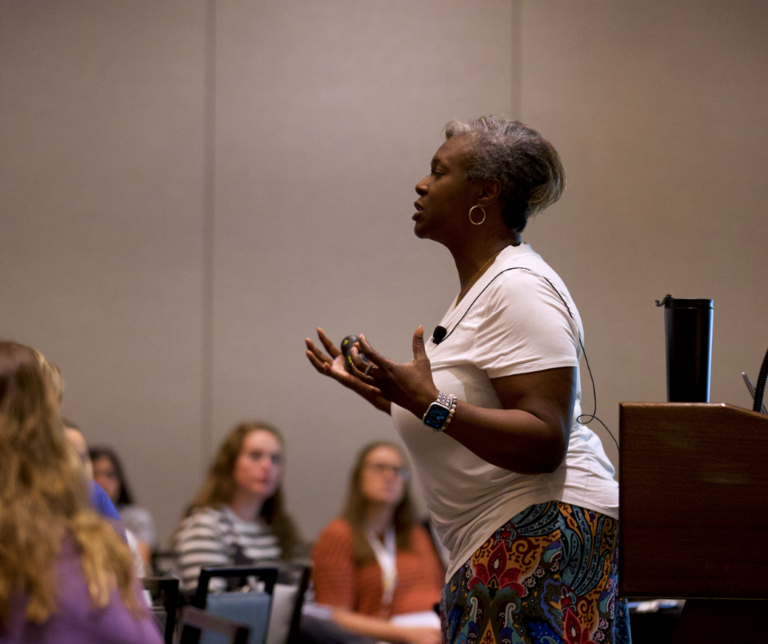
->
xmin=342 ymin=441 xmax=416 ymax=563
xmin=0 ymin=341 xmax=138 ymax=626
xmin=181 ymin=421 xmax=300 ymax=559
xmin=31 ymin=348 xmax=65 ymax=404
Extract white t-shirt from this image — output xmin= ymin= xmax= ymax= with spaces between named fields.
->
xmin=391 ymin=243 xmax=618 ymax=580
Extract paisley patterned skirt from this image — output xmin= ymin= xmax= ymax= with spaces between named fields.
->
xmin=440 ymin=502 xmax=632 ymax=644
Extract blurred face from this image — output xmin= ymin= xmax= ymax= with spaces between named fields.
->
xmin=232 ymin=430 xmax=283 ymax=501
xmin=64 ymin=428 xmax=93 ymax=479
xmin=413 ymin=136 xmax=476 ymax=243
xmin=360 ymin=446 xmax=407 ymax=507
xmin=93 ymin=455 xmax=120 ymax=503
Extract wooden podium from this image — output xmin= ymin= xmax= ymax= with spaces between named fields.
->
xmin=619 ymin=403 xmax=768 ymax=642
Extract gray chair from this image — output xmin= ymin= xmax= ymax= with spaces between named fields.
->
xmin=178 ymin=606 xmax=250 ymax=644
xmin=194 ymin=566 xmax=278 ymax=644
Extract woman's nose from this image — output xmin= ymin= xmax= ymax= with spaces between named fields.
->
xmin=415 ymin=177 xmax=428 ymax=195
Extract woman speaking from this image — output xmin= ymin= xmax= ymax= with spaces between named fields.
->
xmin=306 ymin=117 xmax=628 ymax=644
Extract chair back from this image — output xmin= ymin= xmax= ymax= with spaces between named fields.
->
xmin=178 ymin=606 xmax=250 ymax=644
xmin=194 ymin=566 xmax=278 ymax=644
xmin=267 ymin=563 xmax=312 ymax=644
xmin=151 ymin=549 xmax=178 ymax=577
xmin=143 ymin=576 xmax=180 ymax=644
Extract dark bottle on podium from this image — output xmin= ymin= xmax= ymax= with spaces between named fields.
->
xmin=657 ymin=295 xmax=713 ymax=402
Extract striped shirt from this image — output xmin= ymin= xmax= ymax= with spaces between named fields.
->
xmin=173 ymin=505 xmax=281 ymax=593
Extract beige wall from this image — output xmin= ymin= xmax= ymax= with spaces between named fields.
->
xmin=1 ymin=0 xmax=766 ymax=545
xmin=520 ymin=1 xmax=768 ymax=461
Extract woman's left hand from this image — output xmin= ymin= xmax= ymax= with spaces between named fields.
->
xmin=348 ymin=326 xmax=439 ymax=417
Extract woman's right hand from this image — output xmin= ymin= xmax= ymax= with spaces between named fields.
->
xmin=305 ymin=328 xmax=392 ymax=415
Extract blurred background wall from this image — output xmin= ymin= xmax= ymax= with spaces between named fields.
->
xmin=2 ymin=0 xmax=766 ymax=545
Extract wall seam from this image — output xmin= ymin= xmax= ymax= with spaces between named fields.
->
xmin=201 ymin=0 xmax=216 ymax=474
xmin=511 ymin=0 xmax=523 ymax=118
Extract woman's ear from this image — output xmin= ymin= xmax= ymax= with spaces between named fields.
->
xmin=476 ymin=178 xmax=502 ymax=206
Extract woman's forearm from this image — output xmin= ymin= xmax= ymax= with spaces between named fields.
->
xmin=355 ymin=331 xmax=574 ymax=472
xmin=440 ymin=403 xmax=569 ymax=474
xmin=403 ymin=368 xmax=576 ymax=475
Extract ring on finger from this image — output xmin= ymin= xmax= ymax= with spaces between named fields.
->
xmin=363 ymin=363 xmax=373 ymax=377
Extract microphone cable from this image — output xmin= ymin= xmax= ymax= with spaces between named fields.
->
xmin=431 ymin=266 xmax=619 ymax=451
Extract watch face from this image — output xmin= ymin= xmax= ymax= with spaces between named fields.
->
xmin=424 ymin=403 xmax=450 ymax=429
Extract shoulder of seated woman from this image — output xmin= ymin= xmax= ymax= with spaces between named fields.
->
xmin=314 ymin=518 xmax=356 ymax=547
xmin=182 ymin=506 xmax=225 ymax=529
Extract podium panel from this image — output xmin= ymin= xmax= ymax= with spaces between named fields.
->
xmin=619 ymin=403 xmax=768 ymax=599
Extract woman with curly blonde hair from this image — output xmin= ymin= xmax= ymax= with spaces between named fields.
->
xmin=0 ymin=341 xmax=162 ymax=644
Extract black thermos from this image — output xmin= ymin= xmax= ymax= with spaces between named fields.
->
xmin=657 ymin=295 xmax=714 ymax=403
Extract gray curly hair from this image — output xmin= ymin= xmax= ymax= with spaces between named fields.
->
xmin=444 ymin=116 xmax=565 ymax=232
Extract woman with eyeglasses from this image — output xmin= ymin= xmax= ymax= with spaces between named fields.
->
xmin=311 ymin=441 xmax=443 ymax=644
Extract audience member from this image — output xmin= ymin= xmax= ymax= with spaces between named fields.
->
xmin=35 ymin=349 xmax=125 ymax=536
xmin=172 ymin=421 xmax=301 ymax=594
xmin=62 ymin=427 xmax=147 ymax=579
xmin=90 ymin=446 xmax=156 ymax=568
xmin=0 ymin=340 xmax=162 ymax=643
xmin=311 ymin=442 xmax=443 ymax=644
xmin=61 ymin=417 xmax=127 ymax=540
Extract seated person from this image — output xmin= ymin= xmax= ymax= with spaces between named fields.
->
xmin=311 ymin=442 xmax=443 ymax=644
xmin=0 ymin=341 xmax=162 ymax=643
xmin=62 ymin=418 xmax=132 ymax=546
xmin=172 ymin=421 xmax=302 ymax=595
xmin=34 ymin=348 xmax=126 ymax=538
xmin=29 ymin=349 xmax=120 ymax=527
xmin=90 ymin=446 xmax=157 ymax=568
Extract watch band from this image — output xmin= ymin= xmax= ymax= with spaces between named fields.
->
xmin=441 ymin=395 xmax=457 ymax=432
xmin=436 ymin=392 xmax=452 ymax=407
xmin=422 ymin=392 xmax=457 ymax=432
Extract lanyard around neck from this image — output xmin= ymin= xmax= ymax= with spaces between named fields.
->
xmin=366 ymin=527 xmax=398 ymax=616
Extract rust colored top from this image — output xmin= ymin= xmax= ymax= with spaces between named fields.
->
xmin=312 ymin=518 xmax=443 ymax=617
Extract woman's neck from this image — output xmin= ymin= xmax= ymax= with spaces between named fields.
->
xmin=228 ymin=491 xmax=264 ymax=523
xmin=453 ymin=232 xmax=521 ymax=303
xmin=365 ymin=503 xmax=395 ymax=538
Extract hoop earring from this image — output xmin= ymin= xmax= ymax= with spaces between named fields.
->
xmin=469 ymin=205 xmax=486 ymax=226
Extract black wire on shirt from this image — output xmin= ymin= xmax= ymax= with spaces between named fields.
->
xmin=431 ymin=267 xmax=620 ymax=452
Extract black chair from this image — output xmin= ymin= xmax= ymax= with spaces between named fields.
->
xmin=194 ymin=566 xmax=278 ymax=644
xmin=143 ymin=576 xmax=180 ymax=644
xmin=151 ymin=549 xmax=178 ymax=577
xmin=178 ymin=606 xmax=250 ymax=644
xmin=267 ymin=562 xmax=312 ymax=644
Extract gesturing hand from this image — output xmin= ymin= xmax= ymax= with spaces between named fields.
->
xmin=351 ymin=326 xmax=439 ymax=418
xmin=305 ymin=328 xmax=391 ymax=414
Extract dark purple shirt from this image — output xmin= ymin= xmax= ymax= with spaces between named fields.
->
xmin=1 ymin=539 xmax=162 ymax=644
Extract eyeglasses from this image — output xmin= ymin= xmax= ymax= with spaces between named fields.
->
xmin=365 ymin=463 xmax=410 ymax=480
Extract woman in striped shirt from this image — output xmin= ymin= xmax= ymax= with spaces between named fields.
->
xmin=172 ymin=421 xmax=300 ymax=594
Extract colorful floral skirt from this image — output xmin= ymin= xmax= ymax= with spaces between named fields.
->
xmin=440 ymin=502 xmax=632 ymax=644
